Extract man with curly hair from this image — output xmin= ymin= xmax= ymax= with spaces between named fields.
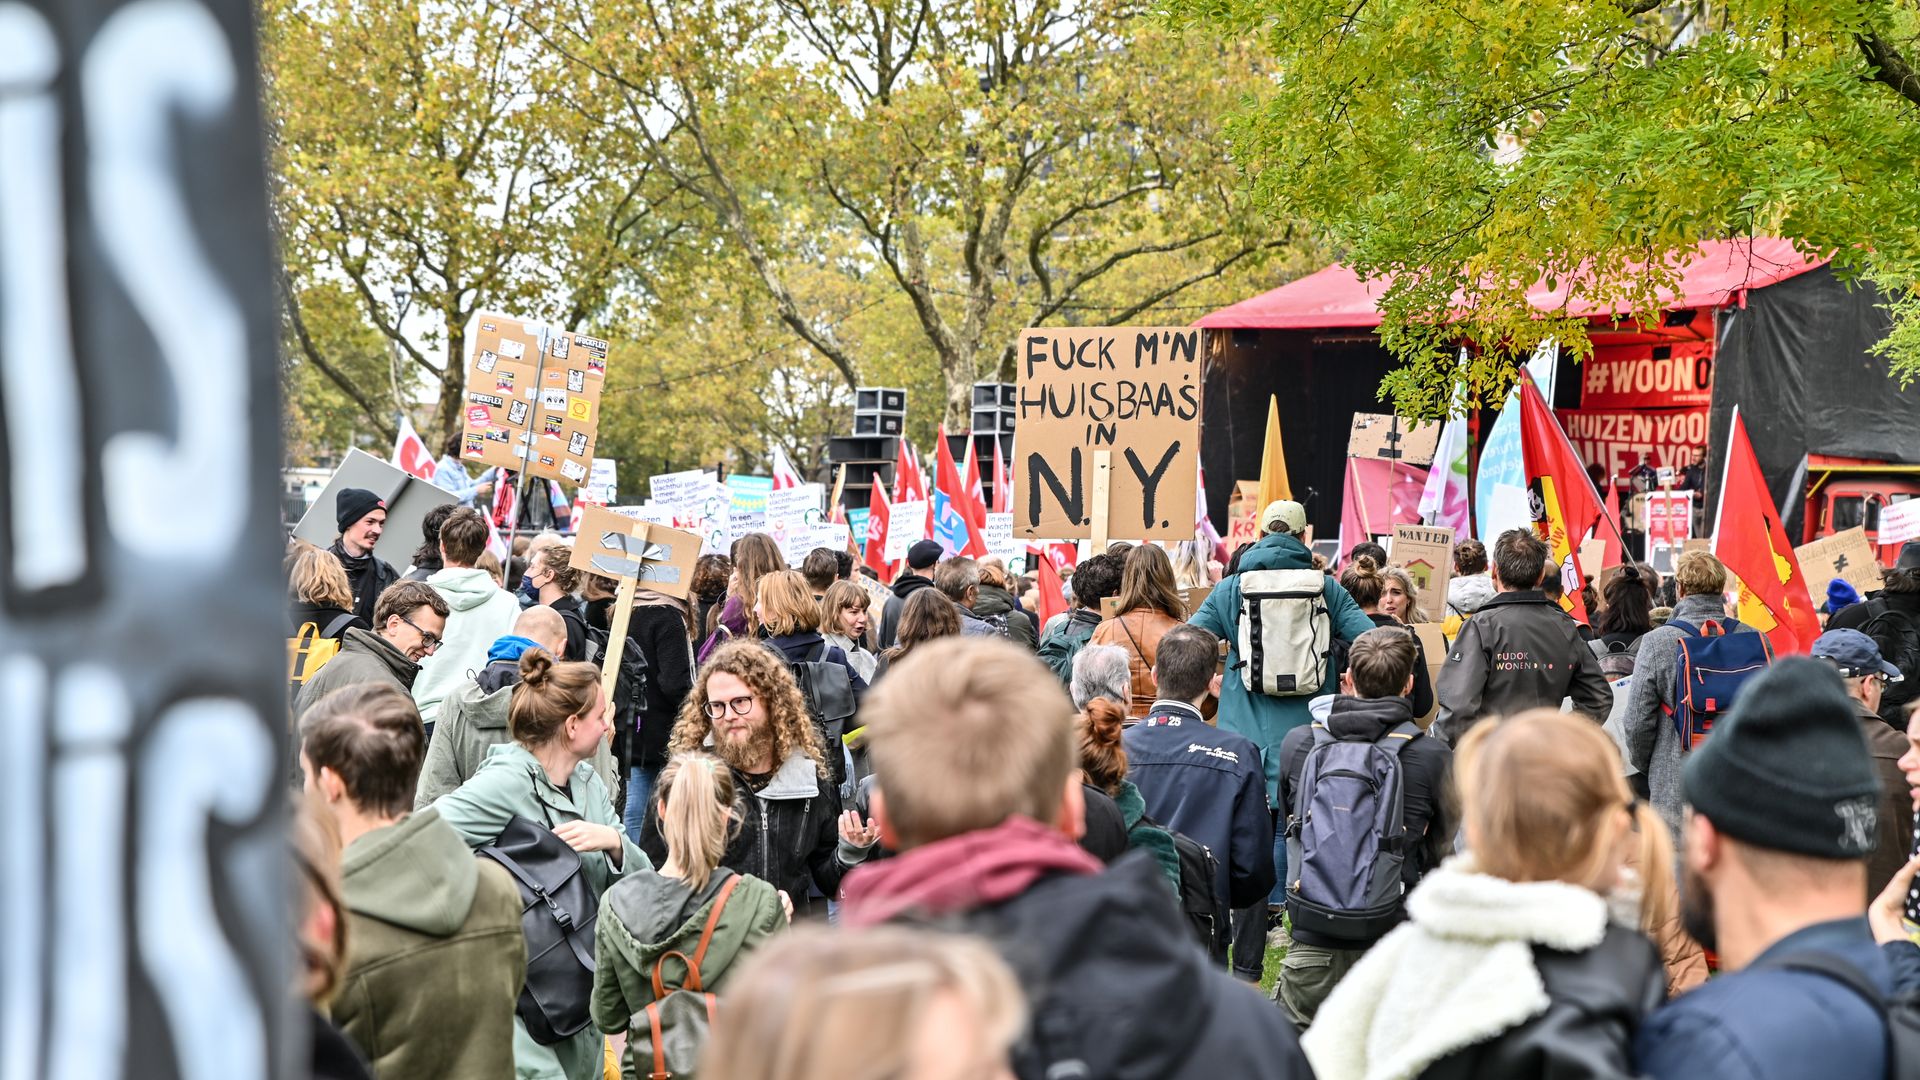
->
xmin=636 ymin=639 xmax=876 ymax=916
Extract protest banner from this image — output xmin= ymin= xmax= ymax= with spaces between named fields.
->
xmin=1391 ymin=525 xmax=1454 ymax=622
xmin=984 ymin=512 xmax=1019 ymax=566
xmin=767 ymin=483 xmax=828 ymax=564
xmin=1577 ymin=340 xmax=1714 ymax=410
xmin=1 ymin=2 xmax=290 ymax=1070
xmin=1556 ymin=406 xmax=1710 ymax=477
xmin=459 ymin=312 xmax=608 ymax=485
xmin=886 ymin=499 xmax=928 ymax=559
xmin=650 ymin=468 xmax=732 ymax=552
xmin=585 ymin=458 xmax=618 ymax=503
xmin=1348 ymin=414 xmax=1441 ymax=466
xmin=728 ymin=473 xmax=774 ymax=517
xmin=1227 ymin=479 xmax=1261 ymax=549
xmin=1794 ymin=527 xmax=1884 ymax=597
xmin=291 ymin=448 xmax=458 ymax=569
xmin=1643 ymin=491 xmax=1693 ymax=548
xmin=1015 ymin=326 xmax=1201 ymax=543
xmin=1881 ymin=499 xmax=1920 ymax=547
xmin=610 ymin=504 xmax=678 ymax=526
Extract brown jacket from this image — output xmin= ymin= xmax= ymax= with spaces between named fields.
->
xmin=1090 ymin=608 xmax=1183 ymax=716
xmin=1859 ymin=706 xmax=1915 ymax=901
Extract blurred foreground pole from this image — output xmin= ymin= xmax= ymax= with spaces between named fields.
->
xmin=0 ymin=1 xmax=289 ymax=1078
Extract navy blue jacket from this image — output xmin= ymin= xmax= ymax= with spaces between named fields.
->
xmin=1636 ymin=918 xmax=1889 ymax=1080
xmin=1123 ymin=701 xmax=1275 ymax=910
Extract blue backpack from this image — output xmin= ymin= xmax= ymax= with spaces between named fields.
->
xmin=1667 ymin=618 xmax=1774 ymax=750
xmin=1285 ymin=720 xmax=1419 ymax=943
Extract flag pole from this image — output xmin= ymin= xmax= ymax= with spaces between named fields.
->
xmin=1710 ymin=405 xmax=1737 ymax=557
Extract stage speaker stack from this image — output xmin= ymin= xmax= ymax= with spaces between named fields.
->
xmin=960 ymin=382 xmax=1015 ymax=510
xmin=832 ymin=388 xmax=905 ymax=514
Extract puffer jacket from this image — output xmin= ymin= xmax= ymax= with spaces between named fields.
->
xmin=1434 ymin=590 xmax=1612 ymax=744
xmin=333 ymin=809 xmax=526 ymax=1080
xmin=1090 ymin=608 xmax=1184 ymax=716
xmin=591 ymin=869 xmax=785 ymax=1079
xmin=1190 ymin=531 xmax=1376 ymax=804
xmin=636 ymin=750 xmax=868 ymax=919
xmin=1303 ymin=856 xmax=1665 ymax=1080
xmin=973 ymin=584 xmax=1037 ymax=649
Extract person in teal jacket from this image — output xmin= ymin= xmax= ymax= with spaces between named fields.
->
xmin=435 ymin=649 xmax=649 ymax=1080
xmin=1188 ymin=501 xmax=1375 ymax=807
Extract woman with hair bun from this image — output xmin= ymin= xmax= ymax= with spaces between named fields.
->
xmin=1076 ymin=697 xmax=1182 ymax=895
xmin=1339 ymin=555 xmax=1435 ymax=719
xmin=436 ymin=648 xmax=647 ymax=1080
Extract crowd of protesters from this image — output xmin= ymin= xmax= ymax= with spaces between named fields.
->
xmin=286 ymin=484 xmax=1920 ymax=1080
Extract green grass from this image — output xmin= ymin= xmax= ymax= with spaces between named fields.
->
xmin=1261 ymin=939 xmax=1284 ymax=993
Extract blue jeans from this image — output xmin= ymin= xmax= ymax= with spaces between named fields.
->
xmin=624 ymin=764 xmax=659 ymax=844
xmin=1269 ymin=829 xmax=1288 ymax=906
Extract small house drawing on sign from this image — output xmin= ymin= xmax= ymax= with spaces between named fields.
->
xmin=1403 ymin=557 xmax=1437 ymax=592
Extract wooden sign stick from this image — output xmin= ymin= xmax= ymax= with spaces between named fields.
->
xmin=1091 ymin=449 xmax=1113 ymax=552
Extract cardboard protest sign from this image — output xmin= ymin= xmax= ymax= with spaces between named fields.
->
xmin=292 ymin=448 xmax=458 ymax=569
xmin=459 ymin=312 xmax=608 ymax=484
xmin=1794 ymin=527 xmax=1883 ymax=597
xmin=1391 ymin=525 xmax=1454 ymax=623
xmin=1411 ymin=623 xmax=1448 ymax=728
xmin=1881 ymin=499 xmax=1920 ymax=547
xmin=4 ymin=2 xmax=290 ymax=1069
xmin=1349 ymin=414 xmax=1441 ymax=466
xmin=1015 ymin=326 xmax=1201 ymax=540
xmin=569 ymin=507 xmax=702 ymax=599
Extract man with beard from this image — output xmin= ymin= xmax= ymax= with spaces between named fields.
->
xmin=636 ymin=639 xmax=875 ymax=917
xmin=1636 ymin=658 xmax=1895 ymax=1080
xmin=331 ymin=487 xmax=401 ymax=625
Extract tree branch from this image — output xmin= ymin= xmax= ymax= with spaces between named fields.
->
xmin=280 ymin=270 xmax=399 ymax=444
xmin=1858 ymin=31 xmax=1920 ymax=110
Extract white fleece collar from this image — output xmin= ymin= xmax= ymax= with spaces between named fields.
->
xmin=1301 ymin=857 xmax=1610 ymax=1080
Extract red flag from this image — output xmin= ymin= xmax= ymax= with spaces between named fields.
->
xmin=1032 ymin=544 xmax=1069 ymax=627
xmin=863 ymin=482 xmax=892 ymax=577
xmin=568 ymin=493 xmax=586 ymax=533
xmin=1713 ymin=408 xmax=1820 ymax=654
xmin=1597 ymin=480 xmax=1624 ymax=570
xmin=1339 ymin=457 xmax=1428 ymax=563
xmin=961 ymin=433 xmax=989 ymax=528
xmin=392 ymin=417 xmax=436 ymax=481
xmin=991 ymin=438 xmax=1012 ymax=514
xmin=934 ymin=426 xmax=989 ymax=558
xmin=1518 ymin=374 xmax=1605 ymax=623
xmin=491 ymin=471 xmax=519 ymax=531
xmin=770 ymin=444 xmax=803 ymax=490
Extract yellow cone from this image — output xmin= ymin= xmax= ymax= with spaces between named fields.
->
xmin=1257 ymin=396 xmax=1292 ymax=506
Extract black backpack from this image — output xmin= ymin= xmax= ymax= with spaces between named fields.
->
xmin=478 ymin=809 xmax=600 ymax=1044
xmin=585 ymin=621 xmax=651 ymax=742
xmin=1145 ymin=813 xmax=1229 ymax=968
xmin=782 ymin=640 xmax=855 ymax=787
xmin=1756 ymin=951 xmax=1920 ymax=1074
xmin=1858 ymin=600 xmax=1920 ymax=723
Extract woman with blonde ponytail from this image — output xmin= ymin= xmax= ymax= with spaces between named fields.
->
xmin=592 ymin=751 xmax=788 ymax=1079
xmin=1303 ymin=709 xmax=1671 ymax=1080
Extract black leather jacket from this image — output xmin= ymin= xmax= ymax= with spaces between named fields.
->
xmin=1420 ymin=924 xmax=1666 ymax=1080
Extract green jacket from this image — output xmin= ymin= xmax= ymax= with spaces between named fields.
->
xmin=414 ymin=665 xmax=514 ymax=809
xmin=592 ymin=869 xmax=785 ymax=1080
xmin=435 ymin=743 xmax=650 ymax=1080
xmin=1189 ymin=532 xmax=1375 ymax=803
xmin=294 ymin=627 xmax=418 ymax=723
xmin=333 ymin=809 xmax=526 ymax=1080
xmin=1037 ymin=608 xmax=1102 ymax=684
xmin=1112 ymin=780 xmax=1183 ymax=898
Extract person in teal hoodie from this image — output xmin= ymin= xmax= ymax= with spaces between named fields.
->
xmin=1189 ymin=500 xmax=1374 ymax=908
xmin=436 ymin=649 xmax=648 ymax=1080
xmin=413 ymin=508 xmax=523 ymax=731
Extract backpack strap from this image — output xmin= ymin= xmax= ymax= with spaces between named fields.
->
xmin=1378 ymin=721 xmax=1421 ymax=757
xmin=649 ymin=873 xmax=742 ymax=998
xmin=321 ymin=612 xmax=359 ymax=638
xmin=644 ymin=1001 xmax=670 ymax=1080
xmin=1753 ymin=951 xmax=1888 ymax=1015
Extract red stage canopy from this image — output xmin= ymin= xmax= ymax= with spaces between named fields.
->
xmin=1196 ymin=237 xmax=1826 ymax=330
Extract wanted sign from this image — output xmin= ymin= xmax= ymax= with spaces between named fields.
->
xmin=460 ymin=311 xmax=608 ymax=484
xmin=1391 ymin=525 xmax=1454 ymax=623
xmin=1014 ymin=326 xmax=1201 ymax=540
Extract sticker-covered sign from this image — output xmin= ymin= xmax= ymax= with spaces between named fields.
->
xmin=460 ymin=311 xmax=609 ymax=483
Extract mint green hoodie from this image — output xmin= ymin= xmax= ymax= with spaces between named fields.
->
xmin=412 ymin=567 xmax=521 ymax=726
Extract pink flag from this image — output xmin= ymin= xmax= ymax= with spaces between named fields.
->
xmin=1339 ymin=457 xmax=1429 ymax=563
xmin=991 ymin=438 xmax=1012 ymax=514
xmin=771 ymin=444 xmax=803 ymax=490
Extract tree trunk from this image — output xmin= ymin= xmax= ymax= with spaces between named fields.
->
xmin=433 ymin=321 xmax=468 ymax=457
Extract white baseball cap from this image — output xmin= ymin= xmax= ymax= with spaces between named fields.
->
xmin=1260 ymin=500 xmax=1306 ymax=535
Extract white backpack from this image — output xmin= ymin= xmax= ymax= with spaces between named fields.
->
xmin=1236 ymin=569 xmax=1331 ymax=696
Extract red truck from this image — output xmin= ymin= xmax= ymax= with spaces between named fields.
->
xmin=1801 ymin=455 xmax=1920 ymax=566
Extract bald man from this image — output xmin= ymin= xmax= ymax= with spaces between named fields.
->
xmin=414 ymin=606 xmax=569 ymax=807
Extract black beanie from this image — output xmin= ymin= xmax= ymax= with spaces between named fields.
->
xmin=907 ymin=539 xmax=943 ymax=570
xmin=335 ymin=487 xmax=386 ymax=533
xmin=1682 ymin=657 xmax=1881 ymax=860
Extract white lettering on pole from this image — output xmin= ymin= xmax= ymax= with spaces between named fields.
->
xmin=85 ymin=0 xmax=249 ymax=560
xmin=0 ymin=3 xmax=85 ymax=589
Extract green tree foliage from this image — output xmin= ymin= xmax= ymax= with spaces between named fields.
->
xmin=1167 ymin=0 xmax=1920 ymax=418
